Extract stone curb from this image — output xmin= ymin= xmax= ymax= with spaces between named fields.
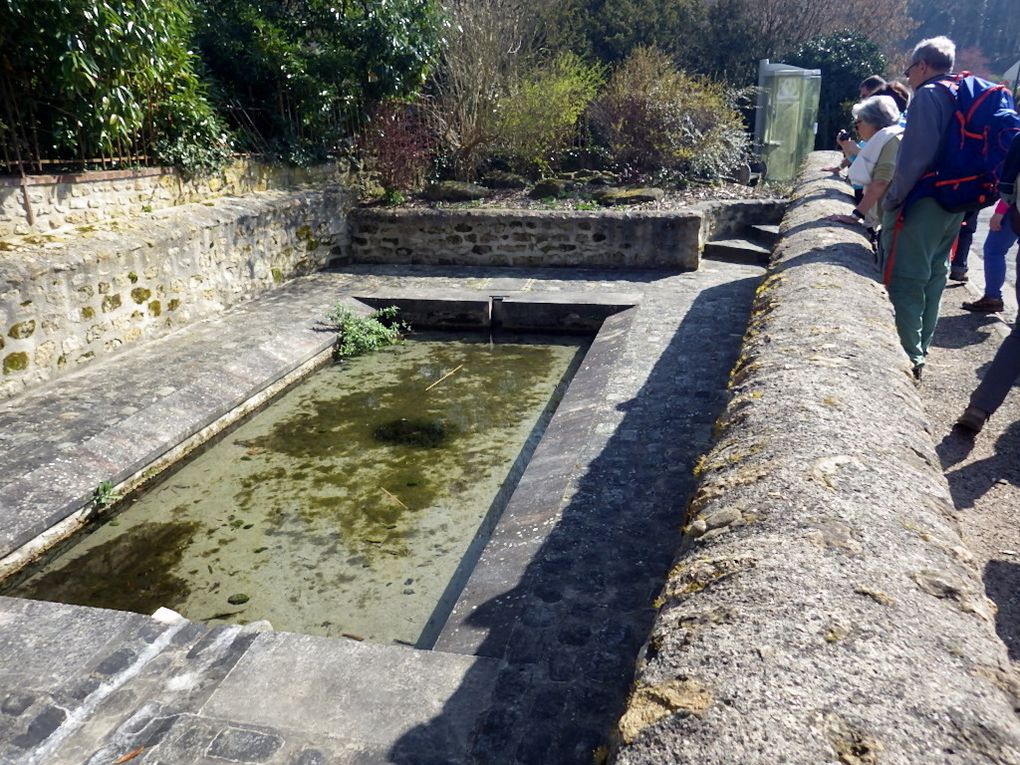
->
xmin=613 ymin=153 xmax=1020 ymax=764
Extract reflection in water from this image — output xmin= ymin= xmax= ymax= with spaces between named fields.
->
xmin=6 ymin=333 xmax=586 ymax=644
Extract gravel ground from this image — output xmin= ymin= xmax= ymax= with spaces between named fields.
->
xmin=929 ymin=216 xmax=1020 ymax=669
xmin=391 ymin=179 xmax=784 ymax=212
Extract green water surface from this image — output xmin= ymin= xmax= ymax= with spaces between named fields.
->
xmin=8 ymin=333 xmax=587 ymax=644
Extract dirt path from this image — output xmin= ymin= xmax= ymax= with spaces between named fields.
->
xmin=928 ymin=278 xmax=1020 ymax=667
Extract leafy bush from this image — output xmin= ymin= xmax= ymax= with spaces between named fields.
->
xmin=785 ymin=31 xmax=887 ymax=149
xmin=588 ymin=47 xmax=749 ymax=181
xmin=358 ymin=100 xmax=437 ymax=193
xmin=494 ymin=53 xmax=604 ymax=174
xmin=0 ymin=0 xmax=229 ymax=176
xmin=195 ymin=0 xmax=441 ymax=161
xmin=327 ymin=305 xmax=410 ymax=359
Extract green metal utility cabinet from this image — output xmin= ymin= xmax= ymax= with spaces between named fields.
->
xmin=754 ymin=60 xmax=821 ymax=182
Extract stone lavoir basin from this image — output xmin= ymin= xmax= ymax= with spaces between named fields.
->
xmin=4 ymin=331 xmax=588 ymax=647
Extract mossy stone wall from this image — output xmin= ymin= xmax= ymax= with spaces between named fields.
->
xmin=0 ymin=186 xmax=350 ymax=400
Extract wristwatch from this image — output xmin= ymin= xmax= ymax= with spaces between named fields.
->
xmin=851 ymin=208 xmax=865 ymax=221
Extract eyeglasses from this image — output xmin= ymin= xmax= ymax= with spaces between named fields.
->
xmin=904 ymin=61 xmax=921 ymax=77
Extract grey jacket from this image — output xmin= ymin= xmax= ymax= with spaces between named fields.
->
xmin=884 ymin=73 xmax=958 ymax=212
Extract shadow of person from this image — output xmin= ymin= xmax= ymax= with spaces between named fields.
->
xmin=931 ymin=311 xmax=1001 ymax=351
xmin=388 ymin=276 xmax=762 ymax=764
xmin=943 ymin=419 xmax=1020 ymax=510
xmin=984 ymin=559 xmax=1020 ymax=660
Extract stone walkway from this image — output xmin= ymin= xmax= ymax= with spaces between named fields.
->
xmin=0 ymin=260 xmax=762 ymax=764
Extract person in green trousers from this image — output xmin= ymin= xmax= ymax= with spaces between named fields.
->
xmin=879 ymin=36 xmax=963 ymax=382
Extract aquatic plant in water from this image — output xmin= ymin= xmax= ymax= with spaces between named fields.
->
xmin=327 ymin=305 xmax=409 ymax=358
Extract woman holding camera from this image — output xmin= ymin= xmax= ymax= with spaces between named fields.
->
xmin=829 ymin=95 xmax=904 ymax=231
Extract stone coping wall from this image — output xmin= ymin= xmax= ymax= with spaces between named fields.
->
xmin=613 ymin=153 xmax=1020 ymax=763
xmin=0 ymin=186 xmax=350 ymax=400
xmin=0 ymin=159 xmax=348 ymax=237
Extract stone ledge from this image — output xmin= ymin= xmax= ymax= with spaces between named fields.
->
xmin=613 ymin=153 xmax=1020 ymax=763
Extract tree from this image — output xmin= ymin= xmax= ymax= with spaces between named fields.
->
xmin=195 ymin=0 xmax=441 ymax=161
xmin=427 ymin=0 xmax=540 ymax=178
xmin=786 ymin=31 xmax=887 ymax=150
xmin=908 ymin=0 xmax=1020 ymax=74
xmin=0 ymin=0 xmax=229 ymax=175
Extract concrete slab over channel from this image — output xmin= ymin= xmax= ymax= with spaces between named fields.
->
xmin=0 ymin=260 xmax=764 ymax=764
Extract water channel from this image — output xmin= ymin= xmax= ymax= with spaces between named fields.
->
xmin=5 ymin=332 xmax=588 ymax=645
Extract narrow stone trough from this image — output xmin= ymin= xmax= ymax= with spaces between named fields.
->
xmin=0 ymin=236 xmax=765 ymax=763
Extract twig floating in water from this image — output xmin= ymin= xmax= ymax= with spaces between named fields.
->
xmin=381 ymin=487 xmax=409 ymax=509
xmin=425 ymin=364 xmax=464 ymax=392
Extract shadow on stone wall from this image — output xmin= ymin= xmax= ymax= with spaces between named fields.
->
xmin=387 ymin=275 xmax=761 ymax=764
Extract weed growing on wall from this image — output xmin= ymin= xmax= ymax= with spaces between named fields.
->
xmin=327 ymin=305 xmax=410 ymax=359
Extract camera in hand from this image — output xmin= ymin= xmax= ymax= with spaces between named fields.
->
xmin=837 ymin=129 xmax=851 ymax=142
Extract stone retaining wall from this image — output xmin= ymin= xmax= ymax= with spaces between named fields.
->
xmin=348 ymin=199 xmax=785 ymax=270
xmin=613 ymin=154 xmax=1020 ymax=762
xmin=0 ymin=186 xmax=350 ymax=400
xmin=349 ymin=208 xmax=704 ymax=269
xmin=0 ymin=160 xmax=347 ymax=237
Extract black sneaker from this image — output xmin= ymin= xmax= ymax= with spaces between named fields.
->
xmin=911 ymin=364 xmax=923 ymax=383
xmin=962 ymin=296 xmax=1004 ymax=313
xmin=949 ymin=269 xmax=969 ymax=282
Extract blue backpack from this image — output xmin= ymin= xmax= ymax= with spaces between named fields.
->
xmin=909 ymin=73 xmax=1020 ymax=213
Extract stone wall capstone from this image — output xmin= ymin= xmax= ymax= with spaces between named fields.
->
xmin=0 ymin=186 xmax=351 ymax=400
xmin=613 ymin=153 xmax=1020 ymax=763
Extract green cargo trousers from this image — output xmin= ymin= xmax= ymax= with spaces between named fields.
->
xmin=880 ymin=197 xmax=965 ymax=368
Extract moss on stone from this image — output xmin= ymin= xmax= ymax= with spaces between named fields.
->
xmin=81 ymin=306 xmax=95 ymax=320
xmin=167 ymin=299 xmax=181 ymax=312
xmin=3 ymin=352 xmax=29 ymax=374
xmin=98 ymin=282 xmax=111 ymax=295
xmin=271 ymin=268 xmax=284 ymax=284
xmin=131 ymin=287 xmax=151 ymax=304
xmin=148 ymin=300 xmax=161 ymax=317
xmin=128 ymin=271 xmax=139 ymax=283
xmin=8 ymin=320 xmax=36 ymax=339
xmin=101 ymin=294 xmax=122 ymax=313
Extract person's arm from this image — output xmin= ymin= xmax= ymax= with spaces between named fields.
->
xmin=884 ymin=83 xmax=953 ymax=210
xmin=990 ymin=199 xmax=1009 ymax=231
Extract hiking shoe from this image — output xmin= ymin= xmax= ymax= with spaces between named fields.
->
xmin=962 ymin=296 xmax=1004 ymax=313
xmin=949 ymin=268 xmax=969 ymax=282
xmin=911 ymin=364 xmax=923 ymax=383
xmin=955 ymin=406 xmax=989 ymax=433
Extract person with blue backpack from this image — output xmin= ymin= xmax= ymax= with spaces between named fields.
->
xmin=880 ymin=36 xmax=1020 ymax=382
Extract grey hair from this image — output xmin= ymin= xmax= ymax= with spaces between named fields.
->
xmin=911 ymin=36 xmax=955 ymax=72
xmin=852 ymin=95 xmax=901 ymax=130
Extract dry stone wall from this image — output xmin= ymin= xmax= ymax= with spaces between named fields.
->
xmin=613 ymin=153 xmax=1020 ymax=763
xmin=0 ymin=160 xmax=346 ymax=237
xmin=0 ymin=186 xmax=350 ymax=400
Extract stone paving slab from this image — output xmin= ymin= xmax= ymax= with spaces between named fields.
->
xmin=0 ymin=260 xmax=763 ymax=763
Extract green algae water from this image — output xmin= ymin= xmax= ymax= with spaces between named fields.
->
xmin=7 ymin=333 xmax=587 ymax=645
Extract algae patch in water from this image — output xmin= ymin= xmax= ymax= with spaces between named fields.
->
xmin=6 ymin=333 xmax=588 ymax=644
xmin=373 ymin=417 xmax=453 ymax=448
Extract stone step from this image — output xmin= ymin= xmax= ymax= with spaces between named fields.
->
xmin=702 ymin=238 xmax=772 ymax=265
xmin=748 ymin=223 xmax=780 ymax=247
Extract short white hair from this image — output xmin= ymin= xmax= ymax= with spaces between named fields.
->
xmin=852 ymin=95 xmax=901 ymax=130
xmin=911 ymin=36 xmax=955 ymax=72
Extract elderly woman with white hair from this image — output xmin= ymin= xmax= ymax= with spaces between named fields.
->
xmin=830 ymin=95 xmax=904 ymax=230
